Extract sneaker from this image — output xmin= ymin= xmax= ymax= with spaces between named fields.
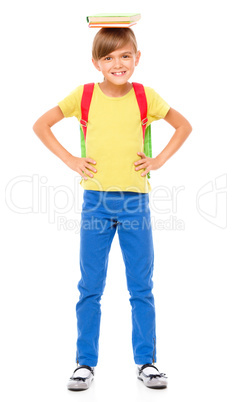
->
xmin=137 ymin=363 xmax=168 ymax=389
xmin=67 ymin=364 xmax=94 ymax=391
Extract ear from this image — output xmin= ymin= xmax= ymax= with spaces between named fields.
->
xmin=92 ymin=58 xmax=101 ymax=72
xmin=135 ymin=50 xmax=141 ymax=67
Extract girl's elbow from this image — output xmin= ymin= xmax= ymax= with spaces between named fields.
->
xmin=183 ymin=121 xmax=192 ymax=135
xmin=187 ymin=123 xmax=192 ymax=134
xmin=33 ymin=119 xmax=44 ymax=135
xmin=32 ymin=120 xmax=42 ymax=135
xmin=32 ymin=121 xmax=38 ymax=133
xmin=33 ymin=117 xmax=45 ymax=134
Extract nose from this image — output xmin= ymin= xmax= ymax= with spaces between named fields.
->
xmin=113 ymin=57 xmax=123 ymax=68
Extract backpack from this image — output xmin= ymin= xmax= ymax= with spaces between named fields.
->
xmin=79 ymin=82 xmax=152 ymax=178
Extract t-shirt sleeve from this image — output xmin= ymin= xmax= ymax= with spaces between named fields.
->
xmin=144 ymin=86 xmax=170 ymax=124
xmin=57 ymin=85 xmax=84 ymax=120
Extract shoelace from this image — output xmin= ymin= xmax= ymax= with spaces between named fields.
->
xmin=149 ymin=373 xmax=167 ymax=380
xmin=72 ymin=376 xmax=87 ymax=382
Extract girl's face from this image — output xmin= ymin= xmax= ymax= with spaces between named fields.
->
xmin=92 ymin=43 xmax=141 ymax=86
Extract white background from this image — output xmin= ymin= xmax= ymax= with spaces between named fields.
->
xmin=1 ymin=0 xmax=232 ymax=401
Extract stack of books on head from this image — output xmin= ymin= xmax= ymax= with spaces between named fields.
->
xmin=86 ymin=13 xmax=141 ymax=28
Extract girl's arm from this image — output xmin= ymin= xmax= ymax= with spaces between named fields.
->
xmin=33 ymin=106 xmax=72 ymax=164
xmin=135 ymin=107 xmax=192 ymax=174
xmin=157 ymin=107 xmax=192 ymax=167
xmin=33 ymin=106 xmax=97 ymax=179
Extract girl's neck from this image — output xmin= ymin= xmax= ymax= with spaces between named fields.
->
xmin=98 ymin=80 xmax=132 ymax=97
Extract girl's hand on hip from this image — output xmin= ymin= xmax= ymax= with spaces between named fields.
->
xmin=134 ymin=152 xmax=163 ymax=176
xmin=66 ymin=155 xmax=97 ymax=180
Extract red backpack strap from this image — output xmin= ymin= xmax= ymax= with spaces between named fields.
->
xmin=132 ymin=82 xmax=148 ymax=141
xmin=80 ymin=83 xmax=95 ymax=141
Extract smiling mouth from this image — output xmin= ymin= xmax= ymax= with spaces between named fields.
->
xmin=111 ymin=71 xmax=126 ymax=76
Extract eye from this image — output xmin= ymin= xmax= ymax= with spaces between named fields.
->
xmin=104 ymin=56 xmax=112 ymax=61
xmin=122 ymin=55 xmax=129 ymax=58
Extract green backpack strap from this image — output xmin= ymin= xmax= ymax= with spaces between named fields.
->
xmin=80 ymin=125 xmax=86 ymax=158
xmin=132 ymin=82 xmax=152 ymax=178
xmin=143 ymin=125 xmax=152 ymax=179
xmin=144 ymin=125 xmax=152 ymax=156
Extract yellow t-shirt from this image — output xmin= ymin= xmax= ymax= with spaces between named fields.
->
xmin=58 ymin=83 xmax=170 ymax=193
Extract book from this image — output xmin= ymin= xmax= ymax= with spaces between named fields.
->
xmin=88 ymin=22 xmax=137 ymax=28
xmin=87 ymin=13 xmax=141 ymax=23
xmin=86 ymin=13 xmax=141 ymax=28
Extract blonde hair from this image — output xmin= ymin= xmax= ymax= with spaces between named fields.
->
xmin=92 ymin=28 xmax=138 ymax=60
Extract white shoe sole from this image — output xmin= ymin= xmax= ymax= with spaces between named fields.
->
xmin=137 ymin=375 xmax=167 ymax=389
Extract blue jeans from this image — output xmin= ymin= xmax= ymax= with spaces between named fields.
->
xmin=76 ymin=190 xmax=156 ymax=366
